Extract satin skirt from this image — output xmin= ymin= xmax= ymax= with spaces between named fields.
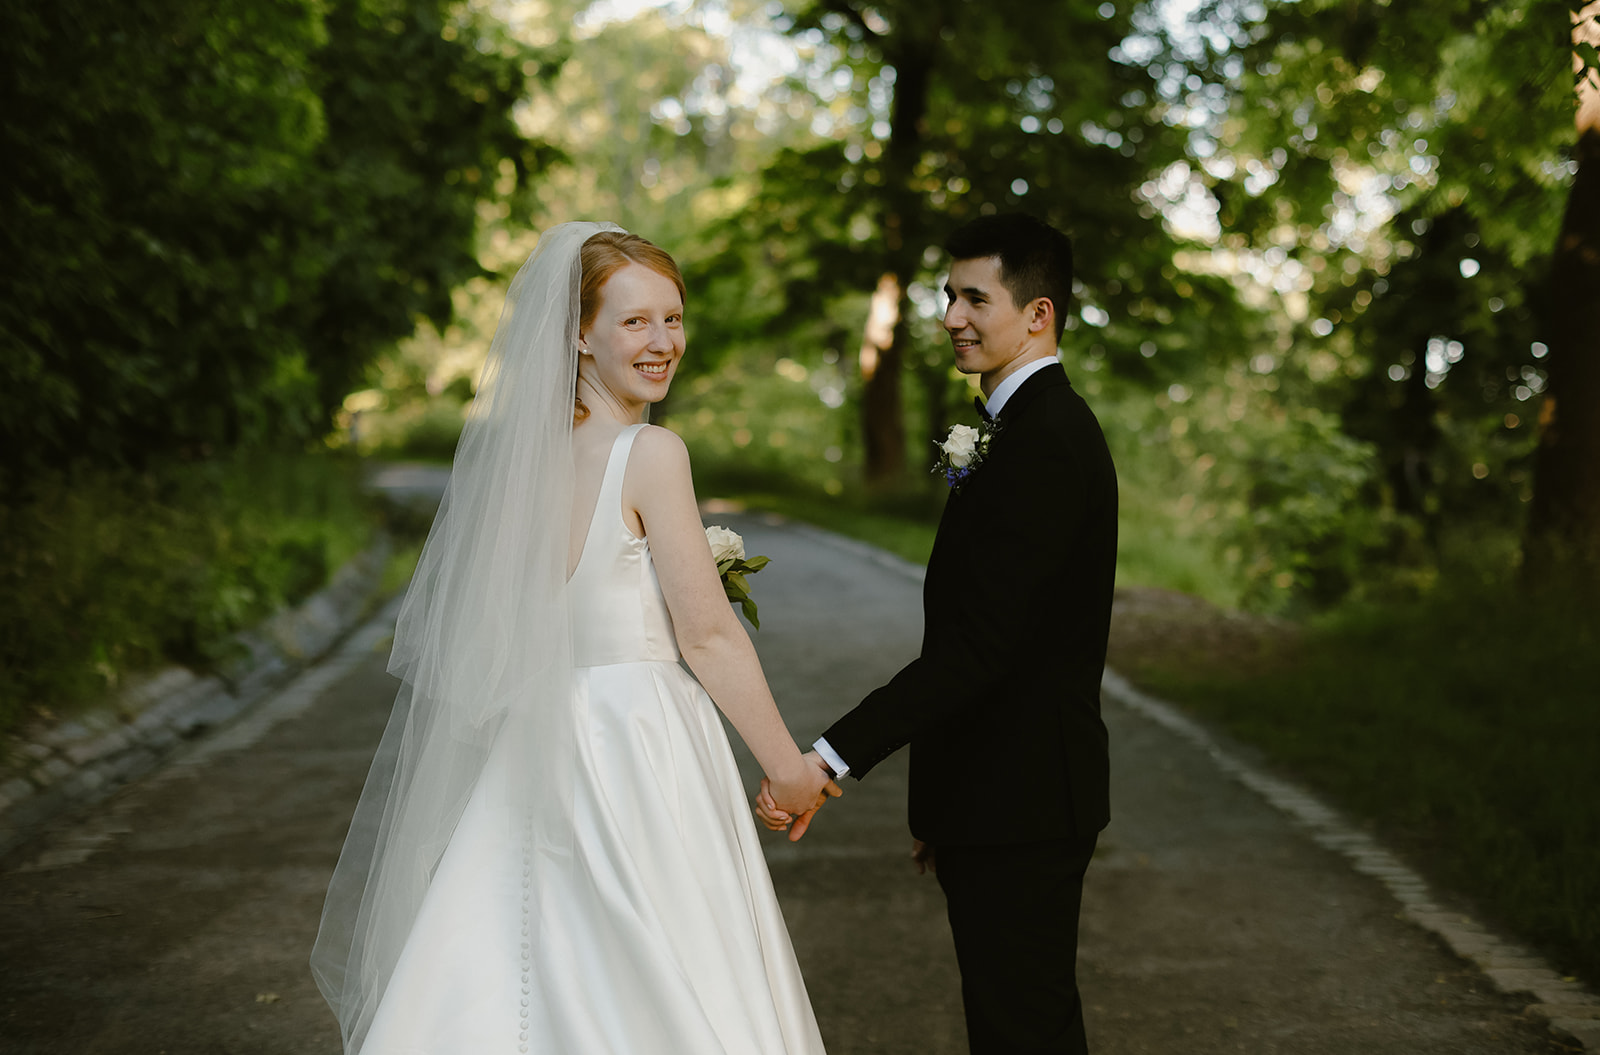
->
xmin=361 ymin=660 xmax=825 ymax=1054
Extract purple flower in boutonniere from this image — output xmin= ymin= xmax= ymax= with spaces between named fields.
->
xmin=932 ymin=419 xmax=1000 ymax=491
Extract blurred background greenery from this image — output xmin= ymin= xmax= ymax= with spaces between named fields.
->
xmin=2 ymin=0 xmax=1597 ymax=979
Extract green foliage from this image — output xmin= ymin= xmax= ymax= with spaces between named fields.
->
xmin=715 ymin=553 xmax=772 ymax=629
xmin=1081 ymin=364 xmax=1409 ymax=611
xmin=1124 ymin=569 xmax=1600 ymax=982
xmin=728 ymin=0 xmax=1255 ymax=375
xmin=345 ymin=3 xmax=817 ymax=451
xmin=329 ymin=0 xmax=1585 ymax=616
xmin=688 ymin=468 xmax=941 ymax=570
xmin=669 ymin=344 xmax=860 ymax=492
xmin=1169 ymin=0 xmax=1581 ymax=586
xmin=1205 ymin=0 xmax=1576 ymax=262
xmin=0 ymin=0 xmax=550 ymax=480
xmin=350 ymin=393 xmax=469 ymax=462
xmin=0 ymin=452 xmax=377 ymax=736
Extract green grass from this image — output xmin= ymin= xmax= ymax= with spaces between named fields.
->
xmin=703 ymin=487 xmax=939 ymax=567
xmin=687 ymin=448 xmax=943 ymax=567
xmin=381 ymin=537 xmax=427 ymax=595
xmin=1118 ymin=572 xmax=1600 ymax=983
xmin=688 ymin=447 xmax=1235 ymax=599
xmin=1112 ymin=472 xmax=1242 ymax=607
xmin=1 ymin=450 xmax=381 ymax=738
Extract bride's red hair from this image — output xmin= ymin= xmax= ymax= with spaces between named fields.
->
xmin=574 ymin=231 xmax=686 ymax=423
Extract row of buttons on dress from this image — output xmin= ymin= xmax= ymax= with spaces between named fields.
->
xmin=519 ymin=818 xmax=534 ymax=1052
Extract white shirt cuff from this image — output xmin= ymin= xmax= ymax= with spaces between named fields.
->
xmin=812 ymin=737 xmax=849 ymax=779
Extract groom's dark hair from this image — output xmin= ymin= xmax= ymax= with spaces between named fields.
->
xmin=944 ymin=214 xmax=1074 ymax=341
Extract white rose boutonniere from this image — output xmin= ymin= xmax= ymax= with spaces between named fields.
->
xmin=704 ymin=525 xmax=772 ymax=628
xmin=933 ymin=419 xmax=999 ymax=490
xmin=942 ymin=424 xmax=980 ymax=468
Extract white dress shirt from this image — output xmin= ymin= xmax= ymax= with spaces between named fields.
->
xmin=981 ymin=354 xmax=1058 ymax=418
xmin=813 ymin=353 xmax=1061 ymax=777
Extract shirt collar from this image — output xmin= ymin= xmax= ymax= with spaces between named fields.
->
xmin=983 ymin=355 xmax=1059 ymax=418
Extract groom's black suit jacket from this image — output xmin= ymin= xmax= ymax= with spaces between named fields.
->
xmin=823 ymin=362 xmax=1116 ymax=846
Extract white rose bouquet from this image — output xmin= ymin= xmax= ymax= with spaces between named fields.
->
xmin=933 ymin=419 xmax=998 ymax=491
xmin=704 ymin=525 xmax=771 ymax=629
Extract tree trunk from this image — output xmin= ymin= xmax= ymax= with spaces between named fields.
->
xmin=1525 ymin=3 xmax=1600 ymax=579
xmin=858 ymin=271 xmax=906 ymax=486
xmin=918 ymin=351 xmax=950 ymax=478
xmin=858 ymin=26 xmax=935 ymax=488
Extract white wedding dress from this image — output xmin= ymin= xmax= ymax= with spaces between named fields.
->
xmin=361 ymin=425 xmax=825 ymax=1054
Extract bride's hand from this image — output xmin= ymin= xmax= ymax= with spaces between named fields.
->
xmin=768 ymin=753 xmax=840 ymax=814
xmin=756 ymin=776 xmax=834 ymax=842
xmin=762 ymin=754 xmax=841 ymax=839
xmin=754 ymin=778 xmax=792 ymax=831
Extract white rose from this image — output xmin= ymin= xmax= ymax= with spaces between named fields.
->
xmin=705 ymin=525 xmax=745 ymax=565
xmin=941 ymin=424 xmax=980 ymax=468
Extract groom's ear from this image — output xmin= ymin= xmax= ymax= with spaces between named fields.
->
xmin=1027 ymin=296 xmax=1055 ymax=336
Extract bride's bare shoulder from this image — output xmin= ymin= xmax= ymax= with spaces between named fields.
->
xmin=624 ymin=426 xmax=694 ymax=509
xmin=630 ymin=424 xmax=690 ymax=468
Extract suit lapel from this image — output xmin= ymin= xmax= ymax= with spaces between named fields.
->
xmin=926 ymin=365 xmax=1068 ymax=585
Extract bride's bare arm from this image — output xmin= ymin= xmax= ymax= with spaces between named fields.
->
xmin=624 ymin=426 xmax=839 ymax=815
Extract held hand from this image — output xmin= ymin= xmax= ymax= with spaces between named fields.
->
xmin=766 ymin=752 xmax=840 ymax=815
xmin=911 ymin=838 xmax=935 ymax=875
xmin=757 ymin=753 xmax=840 ymax=841
xmin=756 ymin=776 xmax=839 ymax=842
xmin=785 ymin=751 xmax=842 ymax=841
xmin=755 ymin=778 xmax=791 ymax=831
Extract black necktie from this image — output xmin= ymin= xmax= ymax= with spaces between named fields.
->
xmin=974 ymin=396 xmax=994 ymax=423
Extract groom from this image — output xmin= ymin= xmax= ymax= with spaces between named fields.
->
xmin=815 ymin=214 xmax=1116 ymax=1054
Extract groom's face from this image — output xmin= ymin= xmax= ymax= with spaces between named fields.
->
xmin=943 ymin=256 xmax=1033 ymax=380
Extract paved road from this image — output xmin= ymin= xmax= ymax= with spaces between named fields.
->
xmin=0 ymin=513 xmax=1567 ymax=1053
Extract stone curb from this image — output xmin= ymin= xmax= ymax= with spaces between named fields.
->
xmin=0 ymin=535 xmax=394 ymax=861
xmin=1100 ymin=668 xmax=1599 ymax=1051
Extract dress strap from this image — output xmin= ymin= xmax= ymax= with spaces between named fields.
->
xmin=595 ymin=423 xmax=649 ymax=525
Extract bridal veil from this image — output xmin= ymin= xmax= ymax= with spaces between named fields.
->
xmin=311 ymin=221 xmax=623 ymax=1052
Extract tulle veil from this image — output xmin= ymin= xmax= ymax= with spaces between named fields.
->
xmin=310 ymin=221 xmax=623 ymax=1052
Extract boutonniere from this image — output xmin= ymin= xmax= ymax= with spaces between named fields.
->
xmin=932 ymin=419 xmax=1000 ymax=491
xmin=705 ymin=525 xmax=771 ymax=629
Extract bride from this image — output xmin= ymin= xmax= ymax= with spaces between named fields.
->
xmin=311 ymin=222 xmax=838 ymax=1054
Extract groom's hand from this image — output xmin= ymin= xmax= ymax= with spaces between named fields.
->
xmin=786 ymin=750 xmax=841 ymax=841
xmin=756 ymin=777 xmax=827 ymax=840
xmin=755 ymin=776 xmax=839 ymax=841
xmin=755 ymin=753 xmax=840 ymax=841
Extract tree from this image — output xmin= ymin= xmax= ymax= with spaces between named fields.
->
xmin=0 ymin=0 xmax=328 ymax=473
xmin=737 ymin=0 xmax=1245 ymax=486
xmin=1526 ymin=1 xmax=1600 ymax=577
xmin=0 ymin=0 xmax=550 ymax=481
xmin=1183 ymin=0 xmax=1599 ymax=576
xmin=352 ymin=0 xmax=825 ymax=442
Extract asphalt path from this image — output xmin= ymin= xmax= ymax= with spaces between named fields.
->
xmin=0 ymin=511 xmax=1568 ymax=1054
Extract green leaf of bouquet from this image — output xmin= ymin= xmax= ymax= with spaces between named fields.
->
xmin=741 ymin=598 xmax=760 ymax=629
xmin=725 ymin=571 xmax=749 ymax=594
xmin=742 ymin=555 xmax=771 ymax=572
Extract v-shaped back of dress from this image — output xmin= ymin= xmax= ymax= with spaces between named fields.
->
xmin=568 ymin=423 xmax=679 ymax=668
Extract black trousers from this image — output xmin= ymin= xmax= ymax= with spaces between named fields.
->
xmin=934 ymin=834 xmax=1098 ymax=1055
